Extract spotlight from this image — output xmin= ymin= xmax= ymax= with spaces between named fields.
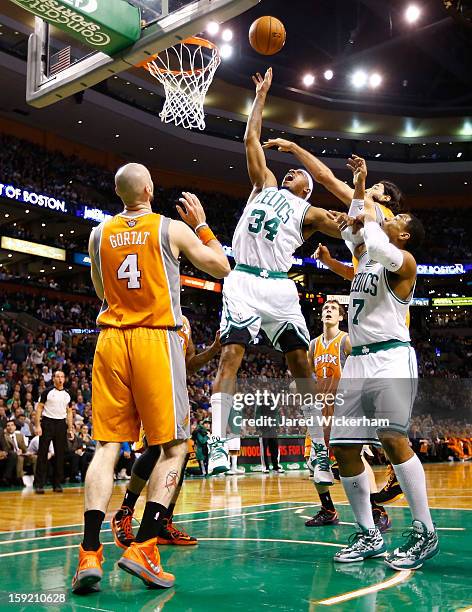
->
xmin=351 ymin=70 xmax=368 ymax=88
xmin=303 ymin=73 xmax=315 ymax=87
xmin=405 ymin=5 xmax=420 ymax=23
xmin=369 ymin=73 xmax=382 ymax=88
xmin=222 ymin=28 xmax=233 ymax=42
xmin=220 ymin=44 xmax=233 ymax=59
xmin=324 ymin=69 xmax=333 ymax=81
xmin=206 ymin=21 xmax=219 ymax=35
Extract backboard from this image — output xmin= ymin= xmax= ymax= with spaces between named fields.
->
xmin=24 ymin=0 xmax=260 ymax=108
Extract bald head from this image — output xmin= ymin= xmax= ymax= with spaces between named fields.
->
xmin=115 ymin=163 xmax=154 ymax=208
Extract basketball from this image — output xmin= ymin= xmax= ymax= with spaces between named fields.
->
xmin=249 ymin=16 xmax=286 ymax=56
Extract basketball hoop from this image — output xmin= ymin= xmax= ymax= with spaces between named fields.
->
xmin=138 ymin=37 xmax=220 ymax=131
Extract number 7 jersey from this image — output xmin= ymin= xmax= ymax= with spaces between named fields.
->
xmin=348 ymin=251 xmax=412 ymax=346
xmin=90 ymin=212 xmax=183 ymax=328
xmin=232 ymin=187 xmax=310 ymax=272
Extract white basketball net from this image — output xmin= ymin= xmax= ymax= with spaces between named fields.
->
xmin=144 ymin=38 xmax=221 ymax=131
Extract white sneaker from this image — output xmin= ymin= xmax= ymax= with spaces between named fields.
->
xmin=314 ymin=463 xmax=334 ymax=485
xmin=117 ymin=469 xmax=130 ymax=480
xmin=334 ymin=527 xmax=386 ymax=563
xmin=208 ymin=436 xmax=229 ymax=475
xmin=262 ymin=468 xmax=270 ymax=474
xmin=275 ymin=467 xmax=285 ymax=474
xmin=312 ymin=442 xmax=334 ymax=486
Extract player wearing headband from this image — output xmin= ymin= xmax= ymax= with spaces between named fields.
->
xmin=208 ymin=68 xmax=342 ymax=473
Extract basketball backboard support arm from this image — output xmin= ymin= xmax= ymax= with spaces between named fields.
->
xmin=26 ymin=0 xmax=260 ymax=108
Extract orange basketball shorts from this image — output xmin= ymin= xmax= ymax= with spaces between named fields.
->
xmin=92 ymin=327 xmax=189 ymax=445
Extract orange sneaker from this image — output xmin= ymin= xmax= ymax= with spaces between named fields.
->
xmin=156 ymin=518 xmax=198 ymax=546
xmin=111 ymin=507 xmax=136 ymax=549
xmin=72 ymin=544 xmax=104 ymax=594
xmin=118 ymin=537 xmax=175 ymax=588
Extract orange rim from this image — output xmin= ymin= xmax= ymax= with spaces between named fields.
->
xmin=136 ymin=37 xmax=219 ymax=74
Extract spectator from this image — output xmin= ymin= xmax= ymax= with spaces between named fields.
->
xmin=0 ymin=427 xmax=17 ymax=487
xmin=4 ymin=420 xmax=34 ymax=485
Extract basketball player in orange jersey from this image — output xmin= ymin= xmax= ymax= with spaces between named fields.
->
xmin=111 ymin=316 xmax=221 ymax=549
xmin=72 ymin=163 xmax=230 ymax=594
xmin=304 ymin=300 xmax=391 ymax=532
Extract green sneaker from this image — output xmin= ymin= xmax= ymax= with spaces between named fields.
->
xmin=334 ymin=526 xmax=386 ymax=563
xmin=385 ymin=520 xmax=439 ymax=570
xmin=208 ymin=437 xmax=229 ymax=475
xmin=312 ymin=442 xmax=334 ymax=486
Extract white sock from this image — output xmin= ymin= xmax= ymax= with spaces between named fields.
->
xmin=210 ymin=392 xmax=233 ymax=438
xmin=361 ymin=455 xmax=378 ymax=493
xmin=341 ymin=469 xmax=375 ymax=530
xmin=231 ymin=454 xmax=238 ymax=470
xmin=392 ymin=454 xmax=434 ymax=531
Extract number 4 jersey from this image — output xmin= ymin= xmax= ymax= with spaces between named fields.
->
xmin=232 ymin=187 xmax=310 ymax=271
xmin=90 ymin=212 xmax=182 ymax=328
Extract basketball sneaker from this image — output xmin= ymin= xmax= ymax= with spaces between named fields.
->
xmin=334 ymin=527 xmax=386 ymax=563
xmin=208 ymin=436 xmax=229 ymax=475
xmin=118 ymin=537 xmax=175 ymax=588
xmin=384 ymin=521 xmax=439 ymax=570
xmin=111 ymin=506 xmax=135 ymax=549
xmin=372 ymin=507 xmax=392 ymax=533
xmin=72 ymin=544 xmax=104 ymax=593
xmin=305 ymin=508 xmax=339 ymax=527
xmin=313 ymin=443 xmax=334 ymax=486
xmin=156 ymin=518 xmax=198 ymax=546
xmin=373 ymin=464 xmax=403 ymax=505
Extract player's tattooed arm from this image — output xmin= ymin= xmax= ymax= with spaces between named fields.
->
xmin=263 ymin=139 xmax=354 ymax=207
xmin=245 ymin=68 xmax=277 ymax=196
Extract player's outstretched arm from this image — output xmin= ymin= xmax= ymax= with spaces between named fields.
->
xmin=171 ymin=192 xmax=231 ymax=279
xmin=302 ymin=206 xmax=342 ymax=240
xmin=186 ymin=331 xmax=221 ymax=375
xmin=262 ymin=138 xmax=354 ymax=207
xmin=314 ymin=243 xmax=354 ymax=282
xmin=244 ymin=68 xmax=277 ymax=195
xmin=88 ymin=228 xmax=104 ymax=300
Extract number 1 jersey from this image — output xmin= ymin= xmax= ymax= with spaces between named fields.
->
xmin=232 ymin=187 xmax=310 ymax=272
xmin=90 ymin=212 xmax=182 ymax=328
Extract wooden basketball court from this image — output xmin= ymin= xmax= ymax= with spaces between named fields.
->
xmin=0 ymin=464 xmax=471 ymax=611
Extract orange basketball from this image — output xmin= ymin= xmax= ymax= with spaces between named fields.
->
xmin=249 ymin=16 xmax=286 ymax=56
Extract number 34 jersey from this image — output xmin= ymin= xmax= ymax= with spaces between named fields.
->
xmin=90 ymin=212 xmax=182 ymax=328
xmin=232 ymin=187 xmax=310 ymax=272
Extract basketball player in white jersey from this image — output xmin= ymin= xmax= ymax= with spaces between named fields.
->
xmin=208 ymin=68 xmax=341 ymax=472
xmin=329 ymin=156 xmax=438 ymax=570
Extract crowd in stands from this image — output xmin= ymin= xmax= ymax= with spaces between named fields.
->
xmin=0 ymin=300 xmax=470 ymax=487
xmin=0 ymin=132 xmax=471 ymax=486
xmin=1 ymin=132 xmax=472 ymax=262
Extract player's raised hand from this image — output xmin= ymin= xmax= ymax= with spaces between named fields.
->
xmin=252 ymin=67 xmax=272 ymax=95
xmin=177 ymin=192 xmax=207 ymax=230
xmin=262 ymin=138 xmax=295 ymax=152
xmin=347 ymin=154 xmax=367 ymax=185
xmin=212 ymin=330 xmax=221 ymax=352
xmin=314 ymin=243 xmax=331 ymax=264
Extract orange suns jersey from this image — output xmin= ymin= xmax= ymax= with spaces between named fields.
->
xmin=309 ymin=331 xmax=348 ymax=382
xmin=90 ymin=212 xmax=182 ymax=328
xmin=135 ymin=315 xmax=191 ymax=453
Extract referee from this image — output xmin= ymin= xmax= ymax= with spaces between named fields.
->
xmin=34 ymin=370 xmax=73 ymax=494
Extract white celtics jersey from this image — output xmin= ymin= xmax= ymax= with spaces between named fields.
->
xmin=232 ymin=187 xmax=310 ymax=272
xmin=349 ymin=252 xmax=413 ymax=346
